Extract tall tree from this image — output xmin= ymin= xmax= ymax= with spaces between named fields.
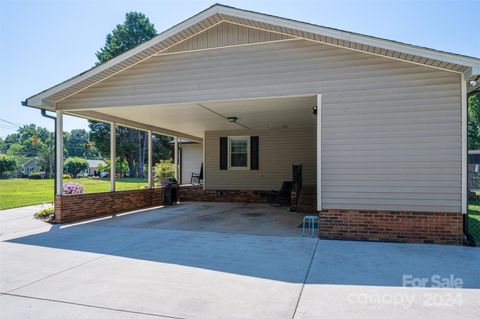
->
xmin=65 ymin=129 xmax=100 ymax=158
xmin=96 ymin=12 xmax=157 ymax=64
xmin=468 ymin=92 xmax=480 ymax=150
xmin=90 ymin=11 xmax=163 ymax=178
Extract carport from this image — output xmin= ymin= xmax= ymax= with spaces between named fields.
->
xmin=23 ymin=3 xmax=480 ymax=244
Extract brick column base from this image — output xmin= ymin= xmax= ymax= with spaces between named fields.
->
xmin=318 ymin=209 xmax=464 ymax=245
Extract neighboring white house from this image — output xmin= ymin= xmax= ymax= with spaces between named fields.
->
xmin=22 ymin=157 xmax=40 ymax=176
xmin=86 ymin=159 xmax=106 ymax=176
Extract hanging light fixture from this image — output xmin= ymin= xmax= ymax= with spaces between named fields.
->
xmin=227 ymin=116 xmax=238 ymax=123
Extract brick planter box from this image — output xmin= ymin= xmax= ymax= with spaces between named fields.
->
xmin=54 ymin=187 xmax=164 ymax=223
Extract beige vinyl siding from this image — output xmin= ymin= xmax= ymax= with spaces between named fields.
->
xmin=164 ymin=21 xmax=292 ymax=54
xmin=58 ymin=40 xmax=460 ymax=110
xmin=59 ymin=39 xmax=462 ymax=213
xmin=205 ymin=128 xmax=316 ymax=190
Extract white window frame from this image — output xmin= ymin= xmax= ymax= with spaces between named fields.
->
xmin=228 ymin=136 xmax=250 ymax=170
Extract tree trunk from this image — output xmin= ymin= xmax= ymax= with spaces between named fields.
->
xmin=127 ymin=159 xmax=136 ymax=178
xmin=137 ymin=132 xmax=145 ymax=178
xmin=142 ymin=131 xmax=148 ymax=177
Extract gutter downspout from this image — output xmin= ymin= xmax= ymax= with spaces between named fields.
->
xmin=40 ymin=109 xmax=58 ymax=196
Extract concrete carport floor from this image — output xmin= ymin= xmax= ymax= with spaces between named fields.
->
xmin=1 ymin=203 xmax=479 ymax=319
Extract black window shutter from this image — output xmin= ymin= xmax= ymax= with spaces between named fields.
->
xmin=250 ymin=136 xmax=259 ymax=170
xmin=219 ymin=137 xmax=228 ymax=170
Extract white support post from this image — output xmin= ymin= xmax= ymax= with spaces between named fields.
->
xmin=202 ymin=132 xmax=206 ymax=190
xmin=174 ymin=136 xmax=179 ymax=180
xmin=56 ymin=111 xmax=64 ymax=195
xmin=110 ymin=123 xmax=116 ymax=192
xmin=148 ymin=131 xmax=153 ymax=188
xmin=461 ymin=74 xmax=467 ymax=215
xmin=316 ymin=94 xmax=322 ymax=211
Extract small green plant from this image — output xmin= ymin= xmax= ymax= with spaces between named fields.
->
xmin=35 ymin=207 xmax=54 ymax=222
xmin=63 ymin=174 xmax=71 ymax=179
xmin=0 ymin=154 xmax=17 ymax=178
xmin=28 ymin=172 xmax=41 ymax=179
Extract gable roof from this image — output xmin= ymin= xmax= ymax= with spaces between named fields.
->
xmin=22 ymin=157 xmax=39 ymax=167
xmin=24 ymin=3 xmax=480 ymax=110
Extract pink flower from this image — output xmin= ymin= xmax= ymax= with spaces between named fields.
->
xmin=63 ymin=182 xmax=84 ymax=195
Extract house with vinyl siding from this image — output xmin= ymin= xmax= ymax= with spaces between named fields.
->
xmin=23 ymin=4 xmax=480 ymax=244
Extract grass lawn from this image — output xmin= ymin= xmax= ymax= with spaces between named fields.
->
xmin=468 ymin=199 xmax=480 ymax=245
xmin=0 ymin=178 xmax=148 ymax=210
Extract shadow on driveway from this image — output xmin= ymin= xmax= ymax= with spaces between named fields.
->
xmin=6 ymin=203 xmax=480 ymax=288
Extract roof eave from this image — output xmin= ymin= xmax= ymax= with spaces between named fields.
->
xmin=23 ymin=4 xmax=222 ymax=108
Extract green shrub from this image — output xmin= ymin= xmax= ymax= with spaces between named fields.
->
xmin=63 ymin=174 xmax=71 ymax=179
xmin=28 ymin=172 xmax=41 ymax=179
xmin=154 ymin=159 xmax=175 ymax=182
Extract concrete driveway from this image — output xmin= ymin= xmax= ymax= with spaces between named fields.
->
xmin=1 ymin=203 xmax=479 ymax=318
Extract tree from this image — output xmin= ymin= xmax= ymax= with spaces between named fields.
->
xmin=90 ymin=12 xmax=164 ymax=178
xmin=98 ymin=158 xmax=128 ymax=175
xmin=64 ymin=157 xmax=89 ymax=178
xmin=0 ymin=154 xmax=17 ymax=178
xmin=468 ymin=92 xmax=480 ymax=150
xmin=65 ymin=129 xmax=100 ymax=158
xmin=96 ymin=12 xmax=157 ymax=64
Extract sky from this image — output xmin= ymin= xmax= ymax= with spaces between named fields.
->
xmin=1 ymin=0 xmax=479 ymax=138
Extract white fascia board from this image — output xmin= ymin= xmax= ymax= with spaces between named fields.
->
xmin=218 ymin=6 xmax=480 ymax=71
xmin=26 ymin=6 xmax=221 ymax=108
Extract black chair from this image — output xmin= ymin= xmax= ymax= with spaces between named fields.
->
xmin=190 ymin=163 xmax=203 ymax=185
xmin=269 ymin=181 xmax=293 ymax=207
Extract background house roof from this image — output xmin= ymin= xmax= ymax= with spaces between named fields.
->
xmin=86 ymin=159 xmax=105 ymax=168
xmin=24 ymin=4 xmax=480 ymax=110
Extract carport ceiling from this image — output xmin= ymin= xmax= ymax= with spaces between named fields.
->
xmin=74 ymin=95 xmax=317 ymax=138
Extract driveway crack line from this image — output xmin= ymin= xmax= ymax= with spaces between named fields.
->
xmin=291 ymin=238 xmax=320 ymax=319
xmin=4 ymin=293 xmax=185 ymax=318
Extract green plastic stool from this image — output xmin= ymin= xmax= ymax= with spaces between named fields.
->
xmin=302 ymin=215 xmax=319 ymax=237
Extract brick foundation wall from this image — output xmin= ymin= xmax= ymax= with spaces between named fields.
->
xmin=318 ymin=209 xmax=464 ymax=245
xmin=54 ymin=187 xmax=164 ymax=223
xmin=177 ymin=185 xmax=270 ymax=203
xmin=293 ymin=189 xmax=317 ymax=213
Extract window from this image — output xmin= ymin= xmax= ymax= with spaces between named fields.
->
xmin=228 ymin=136 xmax=250 ymax=169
